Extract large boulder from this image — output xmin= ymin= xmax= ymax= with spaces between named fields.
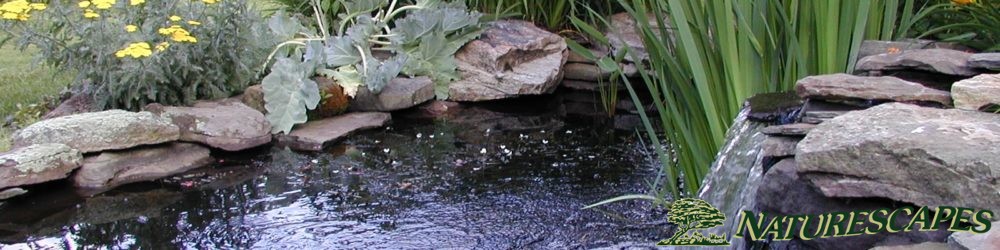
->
xmin=0 ymin=143 xmax=82 ymax=190
xmin=73 ymin=142 xmax=213 ymax=190
xmin=856 ymin=49 xmax=979 ymax=76
xmin=795 ymin=73 xmax=952 ymax=106
xmin=350 ymin=76 xmax=434 ymax=111
xmin=796 ymin=103 xmax=1000 ymax=211
xmin=13 ymin=110 xmax=179 ymax=153
xmin=951 ymin=73 xmax=1000 ymax=111
xmin=447 ymin=20 xmax=567 ymax=101
xmin=146 ymin=100 xmax=271 ymax=151
xmin=275 ymin=112 xmax=391 ymax=151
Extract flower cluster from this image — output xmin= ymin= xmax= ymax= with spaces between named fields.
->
xmin=0 ymin=0 xmax=45 ymax=21
xmin=114 ymin=42 xmax=152 ymax=58
xmin=157 ymin=25 xmax=197 ymax=43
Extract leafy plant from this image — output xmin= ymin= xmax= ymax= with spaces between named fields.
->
xmin=261 ymin=0 xmax=483 ymax=134
xmin=465 ymin=0 xmax=618 ymax=30
xmin=911 ymin=0 xmax=1000 ymax=51
xmin=571 ymin=0 xmax=911 ymax=206
xmin=0 ymin=0 xmax=275 ymax=110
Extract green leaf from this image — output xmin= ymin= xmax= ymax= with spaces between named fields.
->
xmin=323 ymin=36 xmax=361 ymax=67
xmin=263 ymin=57 xmax=322 ymax=134
xmin=331 ymin=65 xmax=363 ymax=97
xmin=344 ymin=0 xmax=387 ymax=15
xmin=364 ymin=55 xmax=407 ymax=93
xmin=268 ymin=11 xmax=306 ymax=40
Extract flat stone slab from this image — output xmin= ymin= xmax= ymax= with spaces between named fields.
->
xmin=969 ymin=53 xmax=1000 ymax=71
xmin=0 ymin=143 xmax=82 ymax=190
xmin=448 ymin=20 xmax=567 ymax=101
xmin=856 ymin=49 xmax=979 ymax=76
xmin=761 ymin=123 xmax=816 ymax=136
xmin=147 ymin=100 xmax=271 ymax=151
xmin=74 ymin=142 xmax=214 ymax=190
xmin=276 ymin=112 xmax=391 ymax=151
xmin=797 ymin=103 xmax=1000 ymax=211
xmin=952 ymin=73 xmax=1000 ymax=111
xmin=948 ymin=220 xmax=999 ymax=250
xmin=13 ymin=110 xmax=179 ymax=153
xmin=350 ymin=76 xmax=434 ymax=112
xmin=762 ymin=136 xmax=800 ymax=158
xmin=795 ymin=73 xmax=952 ymax=106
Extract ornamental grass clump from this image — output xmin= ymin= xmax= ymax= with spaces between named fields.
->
xmin=0 ymin=0 xmax=276 ymax=110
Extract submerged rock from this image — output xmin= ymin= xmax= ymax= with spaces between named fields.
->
xmin=0 ymin=143 xmax=82 ymax=190
xmin=951 ymin=73 xmax=1000 ymax=111
xmin=147 ymin=100 xmax=271 ymax=151
xmin=796 ymin=103 xmax=1000 ymax=211
xmin=795 ymin=74 xmax=952 ymax=106
xmin=969 ymin=53 xmax=1000 ymax=71
xmin=948 ymin=220 xmax=999 ymax=250
xmin=856 ymin=49 xmax=979 ymax=76
xmin=275 ymin=112 xmax=391 ymax=151
xmin=73 ymin=142 xmax=214 ymax=190
xmin=448 ymin=20 xmax=567 ymax=101
xmin=350 ymin=76 xmax=434 ymax=112
xmin=13 ymin=110 xmax=179 ymax=153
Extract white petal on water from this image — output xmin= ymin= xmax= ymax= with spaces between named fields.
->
xmin=480 ymin=148 xmax=487 ymax=154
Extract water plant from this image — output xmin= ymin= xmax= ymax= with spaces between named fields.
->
xmin=573 ymin=0 xmax=918 ymax=206
xmin=260 ymin=0 xmax=483 ymax=134
xmin=0 ymin=0 xmax=274 ymax=110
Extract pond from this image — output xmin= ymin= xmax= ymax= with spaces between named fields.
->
xmin=0 ymin=99 xmax=669 ymax=249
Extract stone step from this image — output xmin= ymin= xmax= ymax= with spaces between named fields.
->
xmin=275 ymin=112 xmax=392 ymax=151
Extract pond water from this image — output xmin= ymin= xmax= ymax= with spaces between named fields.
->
xmin=0 ymin=100 xmax=669 ymax=249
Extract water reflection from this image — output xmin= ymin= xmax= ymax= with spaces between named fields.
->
xmin=0 ymin=104 xmax=667 ymax=249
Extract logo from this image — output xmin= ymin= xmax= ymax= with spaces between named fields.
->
xmin=657 ymin=198 xmax=730 ymax=246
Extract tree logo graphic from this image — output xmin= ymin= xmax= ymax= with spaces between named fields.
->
xmin=657 ymin=198 xmax=730 ymax=246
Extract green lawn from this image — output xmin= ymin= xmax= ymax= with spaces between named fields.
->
xmin=0 ymin=45 xmax=74 ymax=151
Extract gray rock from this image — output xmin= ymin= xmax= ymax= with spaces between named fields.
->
xmin=756 ymin=158 xmax=951 ymax=250
xmin=605 ymin=12 xmax=672 ymax=63
xmin=13 ymin=110 xmax=180 ymax=153
xmin=948 ymin=220 xmax=999 ymax=250
xmin=796 ymin=103 xmax=1000 ymax=211
xmin=275 ymin=112 xmax=391 ymax=151
xmin=969 ymin=53 xmax=1000 ymax=71
xmin=761 ymin=123 xmax=816 ymax=136
xmin=858 ymin=39 xmax=935 ymax=59
xmin=869 ymin=242 xmax=950 ymax=250
xmin=147 ymin=100 xmax=271 ymax=151
xmin=0 ymin=188 xmax=26 ymax=200
xmin=762 ymin=136 xmax=799 ymax=158
xmin=448 ymin=20 xmax=567 ymax=101
xmin=952 ymin=73 xmax=1000 ymax=111
xmin=73 ymin=142 xmax=213 ymax=190
xmin=241 ymin=85 xmax=266 ymax=114
xmin=42 ymin=93 xmax=94 ymax=120
xmin=563 ymin=63 xmax=611 ymax=81
xmin=350 ymin=76 xmax=434 ymax=111
xmin=856 ymin=49 xmax=979 ymax=76
xmin=0 ymin=143 xmax=82 ymax=190
xmin=795 ymin=73 xmax=952 ymax=106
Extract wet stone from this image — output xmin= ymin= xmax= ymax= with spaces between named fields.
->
xmin=969 ymin=53 xmax=1000 ymax=71
xmin=73 ymin=142 xmax=214 ymax=191
xmin=275 ymin=112 xmax=392 ymax=151
xmin=855 ymin=49 xmax=979 ymax=76
xmin=350 ymin=76 xmax=435 ymax=112
xmin=762 ymin=136 xmax=800 ymax=158
xmin=747 ymin=91 xmax=803 ymax=122
xmin=147 ymin=100 xmax=272 ymax=151
xmin=795 ymin=74 xmax=952 ymax=107
xmin=761 ymin=123 xmax=816 ymax=137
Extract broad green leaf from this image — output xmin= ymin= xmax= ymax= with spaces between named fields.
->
xmin=268 ymin=11 xmax=306 ymax=40
xmin=323 ymin=36 xmax=361 ymax=67
xmin=364 ymin=55 xmax=407 ymax=93
xmin=331 ymin=65 xmax=363 ymax=97
xmin=440 ymin=7 xmax=482 ymax=32
xmin=263 ymin=57 xmax=322 ymax=134
xmin=344 ymin=0 xmax=387 ymax=15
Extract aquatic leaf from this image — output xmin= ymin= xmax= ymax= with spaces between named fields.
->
xmin=323 ymin=36 xmax=361 ymax=67
xmin=263 ymin=57 xmax=322 ymax=134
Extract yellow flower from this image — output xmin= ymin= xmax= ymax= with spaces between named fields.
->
xmin=202 ymin=0 xmax=217 ymax=4
xmin=169 ymin=15 xmax=181 ymax=22
xmin=1 ymin=0 xmax=42 ymax=21
xmin=125 ymin=24 xmax=138 ymax=32
xmin=115 ymin=42 xmax=153 ymax=58
xmin=91 ymin=0 xmax=114 ymax=9
xmin=129 ymin=0 xmax=144 ymax=5
xmin=78 ymin=1 xmax=90 ymax=8
xmin=952 ymin=0 xmax=975 ymax=4
xmin=1 ymin=12 xmax=16 ymax=20
xmin=157 ymin=25 xmax=197 ymax=43
xmin=155 ymin=42 xmax=169 ymax=51
xmin=186 ymin=20 xmax=200 ymax=26
xmin=83 ymin=8 xmax=98 ymax=18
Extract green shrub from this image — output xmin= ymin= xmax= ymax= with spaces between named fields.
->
xmin=912 ymin=0 xmax=1000 ymax=51
xmin=0 ymin=0 xmax=276 ymax=110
